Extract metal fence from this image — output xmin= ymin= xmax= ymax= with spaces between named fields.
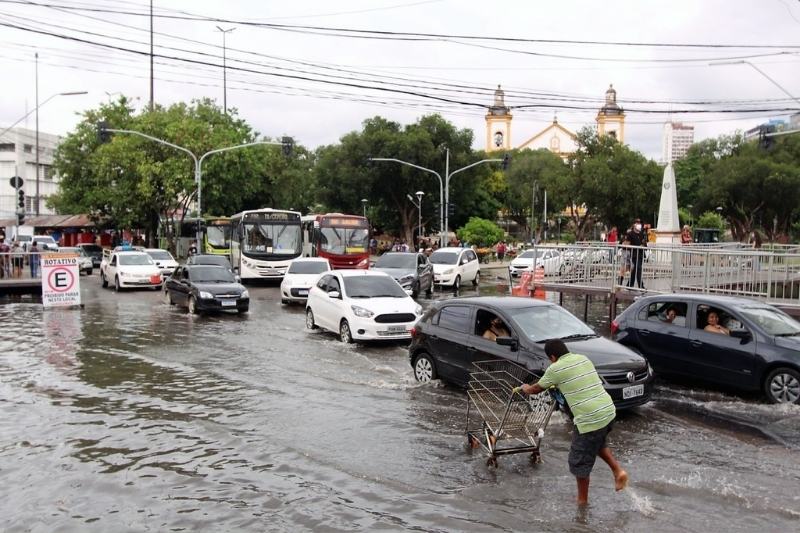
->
xmin=514 ymin=243 xmax=800 ymax=307
xmin=0 ymin=251 xmax=43 ymax=280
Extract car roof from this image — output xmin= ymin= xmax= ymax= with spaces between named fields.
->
xmin=334 ymin=269 xmax=391 ymax=278
xmin=380 ymin=251 xmax=418 ymax=256
xmin=635 ymin=293 xmax=768 ymax=307
xmin=436 ymin=296 xmax=552 ymax=310
xmin=116 ymin=251 xmax=149 ymax=255
xmin=431 ymin=247 xmax=465 ymax=253
xmin=186 ymin=264 xmax=226 ymax=269
xmin=290 ymin=257 xmax=330 ymax=263
xmin=144 ymin=248 xmax=171 ymax=253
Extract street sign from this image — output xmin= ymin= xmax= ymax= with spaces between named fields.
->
xmin=9 ymin=176 xmax=23 ymax=189
xmin=41 ymin=253 xmax=81 ymax=308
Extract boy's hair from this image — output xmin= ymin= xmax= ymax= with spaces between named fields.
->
xmin=544 ymin=339 xmax=569 ymax=359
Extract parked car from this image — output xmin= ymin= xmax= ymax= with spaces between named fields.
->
xmin=613 ymin=294 xmax=800 ymax=404
xmin=77 ymin=243 xmax=104 ymax=267
xmin=100 ymin=249 xmax=162 ymax=291
xmin=429 ymin=247 xmax=480 ymax=290
xmin=24 ymin=235 xmax=58 ymax=252
xmin=372 ymin=252 xmax=433 ymax=298
xmin=508 ymin=248 xmax=563 ymax=277
xmin=186 ymin=253 xmax=234 ymax=272
xmin=165 ymin=265 xmax=249 ymax=314
xmin=305 ymin=270 xmax=423 ymax=343
xmin=408 ymin=296 xmax=653 ymax=409
xmin=144 ymin=248 xmax=179 ymax=278
xmin=280 ymin=258 xmax=331 ymax=304
xmin=58 ymin=247 xmax=93 ymax=275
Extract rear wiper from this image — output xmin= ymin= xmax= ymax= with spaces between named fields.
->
xmin=775 ymin=332 xmax=800 ymax=337
xmin=559 ymin=333 xmax=598 ymax=341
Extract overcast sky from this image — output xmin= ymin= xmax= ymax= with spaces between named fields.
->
xmin=1 ymin=0 xmax=799 ymax=160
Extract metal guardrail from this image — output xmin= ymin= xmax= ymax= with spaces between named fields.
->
xmin=515 ymin=243 xmax=800 ymax=306
xmin=0 ymin=251 xmax=43 ymax=280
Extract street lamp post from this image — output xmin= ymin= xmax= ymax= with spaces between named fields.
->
xmin=361 ymin=198 xmax=368 ymax=218
xmin=406 ymin=191 xmax=424 ymax=247
xmin=100 ymin=127 xmax=290 ymax=246
xmin=215 ymin=26 xmax=236 ymax=114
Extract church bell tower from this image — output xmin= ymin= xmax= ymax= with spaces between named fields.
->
xmin=596 ymin=84 xmax=625 ymax=143
xmin=486 ymin=85 xmax=512 ymax=152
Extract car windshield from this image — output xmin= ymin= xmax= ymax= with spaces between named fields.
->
xmin=740 ymin=306 xmax=800 ymax=336
xmin=34 ymin=237 xmax=55 ymax=243
xmin=81 ymin=244 xmax=102 ymax=253
xmin=509 ymin=305 xmax=596 ymax=342
xmin=119 ymin=254 xmax=154 ymax=266
xmin=430 ymin=251 xmax=458 ymax=265
xmin=243 ymin=221 xmax=301 ymax=256
xmin=343 ymin=276 xmax=408 ymax=298
xmin=375 ymin=254 xmax=415 ymax=269
xmin=288 ymin=261 xmax=329 ymax=274
xmin=206 ymin=225 xmax=231 ymax=249
xmin=190 ymin=255 xmax=232 ymax=269
xmin=60 ymin=248 xmax=78 ymax=254
xmin=320 ymin=227 xmax=369 ymax=255
xmin=189 ymin=266 xmax=236 ymax=283
xmin=147 ymin=250 xmax=174 ymax=261
xmin=517 ymin=251 xmax=536 ymax=259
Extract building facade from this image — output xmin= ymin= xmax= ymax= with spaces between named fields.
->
xmin=595 ymin=84 xmax=625 ymax=143
xmin=661 ymin=121 xmax=695 ymax=163
xmin=485 ymin=85 xmax=513 ymax=152
xmin=0 ymin=127 xmax=61 ymax=219
xmin=518 ymin=116 xmax=578 ymax=159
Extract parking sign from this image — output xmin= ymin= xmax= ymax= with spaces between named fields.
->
xmin=41 ymin=253 xmax=81 ymax=308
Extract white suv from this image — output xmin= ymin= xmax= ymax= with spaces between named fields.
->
xmin=430 ymin=247 xmax=480 ymax=290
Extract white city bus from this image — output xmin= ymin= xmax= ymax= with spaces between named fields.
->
xmin=230 ymin=208 xmax=303 ymax=281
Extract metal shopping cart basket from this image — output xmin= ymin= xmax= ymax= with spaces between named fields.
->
xmin=466 ymin=360 xmax=557 ymax=467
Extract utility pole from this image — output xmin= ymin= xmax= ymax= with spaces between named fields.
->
xmin=543 ymin=189 xmax=547 ymax=242
xmin=34 ymin=51 xmax=40 ymax=216
xmin=216 ymin=27 xmax=235 ymax=114
xmin=149 ymin=0 xmax=154 ymax=110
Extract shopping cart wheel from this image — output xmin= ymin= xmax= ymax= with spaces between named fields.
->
xmin=486 ymin=456 xmax=498 ymax=468
xmin=530 ymin=450 xmax=542 ymax=464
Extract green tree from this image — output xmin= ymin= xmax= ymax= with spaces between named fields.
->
xmin=696 ymin=211 xmax=725 ymax=231
xmin=456 ymin=217 xmax=504 ymax=247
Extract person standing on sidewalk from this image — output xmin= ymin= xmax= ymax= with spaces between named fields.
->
xmin=0 ymin=236 xmax=9 ymax=279
xmin=514 ymin=339 xmax=628 ymax=505
xmin=496 ymin=241 xmax=506 ymax=262
xmin=29 ymin=241 xmax=40 ymax=278
xmin=625 ymin=219 xmax=647 ymax=289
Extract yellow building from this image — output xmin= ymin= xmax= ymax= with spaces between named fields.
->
xmin=518 ymin=115 xmax=578 ymax=160
xmin=485 ymin=85 xmax=512 ymax=152
xmin=595 ymin=84 xmax=625 ymax=143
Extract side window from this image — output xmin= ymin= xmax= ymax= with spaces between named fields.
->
xmin=641 ymin=301 xmax=687 ymax=327
xmin=437 ymin=306 xmax=472 ymax=333
xmin=329 ymin=277 xmax=341 ymax=293
xmin=110 ymin=256 xmax=117 ymax=266
xmin=467 ymin=250 xmax=477 ymax=262
xmin=418 ymin=254 xmax=426 ymax=267
xmin=317 ymin=275 xmax=330 ymax=291
xmin=173 ymin=267 xmax=182 ymax=280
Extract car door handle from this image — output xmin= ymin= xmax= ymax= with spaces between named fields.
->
xmin=640 ymin=330 xmax=651 ymax=336
xmin=466 ymin=346 xmax=477 ymax=352
xmin=690 ymin=340 xmax=703 ymax=347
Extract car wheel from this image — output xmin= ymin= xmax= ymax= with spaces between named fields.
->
xmin=305 ymin=308 xmax=318 ymax=330
xmin=188 ymin=296 xmax=199 ymax=315
xmin=453 ymin=275 xmax=461 ymax=291
xmin=114 ymin=276 xmax=121 ymax=292
xmin=339 ymin=319 xmax=353 ymax=344
xmin=472 ymin=270 xmax=480 ymax=286
xmin=101 ymin=271 xmax=108 ymax=288
xmin=413 ymin=352 xmax=437 ymax=383
xmin=764 ymin=367 xmax=800 ymax=404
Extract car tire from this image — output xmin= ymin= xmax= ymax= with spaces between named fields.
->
xmin=339 ymin=319 xmax=353 ymax=344
xmin=472 ymin=270 xmax=480 ymax=286
xmin=305 ymin=308 xmax=318 ymax=330
xmin=114 ymin=276 xmax=121 ymax=292
xmin=453 ymin=275 xmax=461 ymax=291
xmin=764 ymin=367 xmax=800 ymax=404
xmin=188 ymin=296 xmax=199 ymax=315
xmin=101 ymin=271 xmax=108 ymax=288
xmin=413 ymin=352 xmax=437 ymax=383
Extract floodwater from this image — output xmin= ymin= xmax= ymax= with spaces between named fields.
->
xmin=1 ymin=275 xmax=799 ymax=532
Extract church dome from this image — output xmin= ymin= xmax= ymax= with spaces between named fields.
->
xmin=489 ymin=84 xmax=510 ymax=116
xmin=599 ymin=84 xmax=623 ymax=116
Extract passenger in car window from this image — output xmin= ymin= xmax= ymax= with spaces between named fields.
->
xmin=704 ymin=311 xmax=730 ymax=335
xmin=482 ymin=316 xmax=511 ymax=341
xmin=662 ymin=308 xmax=678 ymax=324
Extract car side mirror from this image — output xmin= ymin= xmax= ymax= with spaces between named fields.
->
xmin=730 ymin=330 xmax=751 ymax=343
xmin=495 ymin=336 xmax=518 ymax=351
xmin=328 ymin=290 xmax=341 ymax=299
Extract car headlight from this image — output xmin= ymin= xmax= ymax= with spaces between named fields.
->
xmin=351 ymin=305 xmax=374 ymax=318
xmin=199 ymin=291 xmax=213 ymax=299
xmin=415 ymin=304 xmax=423 ymax=315
xmin=443 ymin=268 xmax=454 ymax=275
xmin=240 ymin=290 xmax=249 ymax=298
xmin=357 ymin=258 xmax=369 ymax=267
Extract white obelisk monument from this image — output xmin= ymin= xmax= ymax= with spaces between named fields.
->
xmin=655 ymin=162 xmax=681 ymax=244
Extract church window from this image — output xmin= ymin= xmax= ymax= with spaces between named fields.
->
xmin=550 ymin=136 xmax=560 ymax=151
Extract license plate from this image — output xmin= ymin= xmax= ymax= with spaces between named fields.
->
xmin=622 ymin=384 xmax=644 ymax=399
xmin=387 ymin=325 xmax=407 ymax=333
xmin=297 ymin=289 xmax=308 ymax=296
xmin=221 ymin=300 xmax=236 ymax=307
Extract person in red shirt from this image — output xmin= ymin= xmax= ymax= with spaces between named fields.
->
xmin=496 ymin=241 xmax=507 ymax=262
xmin=607 ymin=226 xmax=618 ymax=244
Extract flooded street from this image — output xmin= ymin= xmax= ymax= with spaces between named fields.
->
xmin=1 ymin=278 xmax=799 ymax=532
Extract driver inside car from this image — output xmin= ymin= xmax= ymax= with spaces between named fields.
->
xmin=483 ymin=316 xmax=511 ymax=342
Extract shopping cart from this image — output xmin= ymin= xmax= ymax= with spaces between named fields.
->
xmin=465 ymin=360 xmax=557 ymax=467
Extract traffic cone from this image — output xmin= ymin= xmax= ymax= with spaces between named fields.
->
xmin=533 ymin=265 xmax=545 ymax=299
xmin=512 ymin=270 xmax=533 ymax=297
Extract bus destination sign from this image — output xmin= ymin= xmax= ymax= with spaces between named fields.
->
xmin=246 ymin=212 xmax=300 ymax=222
xmin=322 ymin=217 xmax=367 ymax=227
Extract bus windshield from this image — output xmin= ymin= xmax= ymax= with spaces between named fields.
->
xmin=320 ymin=227 xmax=369 ymax=255
xmin=206 ymin=225 xmax=230 ymax=249
xmin=243 ymin=221 xmax=301 ymax=255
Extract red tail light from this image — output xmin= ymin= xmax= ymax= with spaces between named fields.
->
xmin=410 ymin=327 xmax=418 ymax=338
xmin=610 ymin=320 xmax=619 ymax=335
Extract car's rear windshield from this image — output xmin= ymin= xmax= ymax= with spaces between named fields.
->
xmin=288 ymin=261 xmax=328 ymax=274
xmin=430 ymin=251 xmax=458 ymax=265
xmin=34 ymin=236 xmax=55 ymax=242
xmin=119 ymin=254 xmax=154 ymax=266
xmin=343 ymin=276 xmax=407 ymax=298
xmin=60 ymin=248 xmax=78 ymax=254
xmin=189 ymin=266 xmax=235 ymax=283
xmin=509 ymin=305 xmax=595 ymax=342
xmin=190 ymin=256 xmax=231 ymax=269
xmin=375 ymin=254 xmax=415 ymax=269
xmin=740 ymin=306 xmax=800 ymax=337
xmin=146 ymin=250 xmax=173 ymax=261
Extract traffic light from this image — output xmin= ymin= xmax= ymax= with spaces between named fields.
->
xmin=281 ymin=136 xmax=293 ymax=157
xmin=447 ymin=203 xmax=455 ymax=216
xmin=18 ymin=189 xmax=25 ymax=209
xmin=502 ymin=153 xmax=511 ymax=170
xmin=17 ymin=213 xmax=24 ymax=225
xmin=97 ymin=121 xmax=111 ymax=144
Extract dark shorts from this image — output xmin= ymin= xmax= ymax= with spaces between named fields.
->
xmin=568 ymin=422 xmax=613 ymax=478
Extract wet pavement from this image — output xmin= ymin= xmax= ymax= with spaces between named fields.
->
xmin=1 ymin=274 xmax=799 ymax=532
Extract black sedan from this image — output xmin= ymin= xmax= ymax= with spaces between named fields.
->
xmin=613 ymin=294 xmax=800 ymax=404
xmin=372 ymin=252 xmax=433 ymax=298
xmin=165 ymin=265 xmax=249 ymax=314
xmin=409 ymin=296 xmax=653 ymax=409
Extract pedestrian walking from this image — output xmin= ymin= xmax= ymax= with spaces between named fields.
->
xmin=29 ymin=241 xmax=40 ymax=278
xmin=625 ymin=219 xmax=647 ymax=289
xmin=11 ymin=241 xmax=23 ymax=278
xmin=496 ymin=241 xmax=507 ymax=262
xmin=514 ymin=339 xmax=628 ymax=505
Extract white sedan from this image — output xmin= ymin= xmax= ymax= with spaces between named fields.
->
xmin=280 ymin=257 xmax=331 ymax=304
xmin=305 ymin=270 xmax=423 ymax=343
xmin=145 ymin=248 xmax=179 ymax=278
xmin=508 ymin=248 xmax=563 ymax=277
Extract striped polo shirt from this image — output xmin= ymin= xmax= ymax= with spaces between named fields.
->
xmin=537 ymin=352 xmax=616 ymax=434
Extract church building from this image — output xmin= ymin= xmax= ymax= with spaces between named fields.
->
xmin=485 ymin=84 xmax=626 ymax=154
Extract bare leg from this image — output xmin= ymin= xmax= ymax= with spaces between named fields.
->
xmin=576 ymin=477 xmax=590 ymax=505
xmin=598 ymin=447 xmax=628 ymax=491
